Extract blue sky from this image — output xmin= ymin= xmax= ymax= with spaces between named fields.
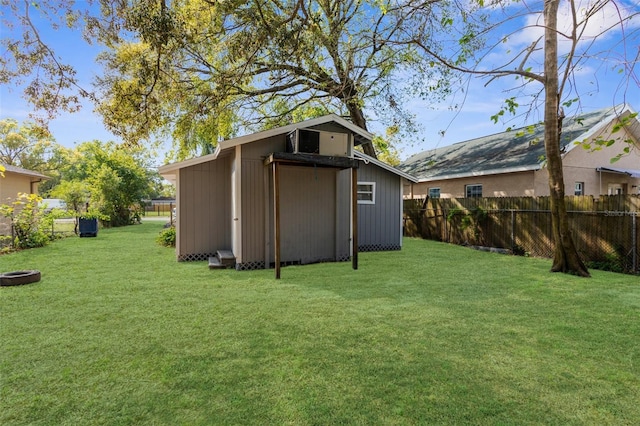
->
xmin=1 ymin=0 xmax=638 ymax=165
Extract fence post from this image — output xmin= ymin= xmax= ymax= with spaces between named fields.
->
xmin=633 ymin=213 xmax=638 ymax=273
xmin=444 ymin=208 xmax=448 ymax=243
xmin=511 ymin=209 xmax=515 ymax=250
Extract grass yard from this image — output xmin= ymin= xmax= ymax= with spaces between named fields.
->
xmin=1 ymin=222 xmax=639 ymax=425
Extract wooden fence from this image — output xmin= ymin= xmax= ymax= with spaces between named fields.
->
xmin=404 ymin=195 xmax=640 ymax=274
xmin=144 ymin=202 xmax=174 ymax=216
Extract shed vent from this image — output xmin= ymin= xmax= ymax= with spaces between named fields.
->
xmin=286 ymin=129 xmax=348 ymax=156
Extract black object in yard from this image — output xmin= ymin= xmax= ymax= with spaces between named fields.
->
xmin=79 ymin=218 xmax=98 ymax=237
xmin=1 ymin=270 xmax=41 ymax=286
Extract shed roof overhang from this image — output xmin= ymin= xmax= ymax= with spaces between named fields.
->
xmin=266 ymin=150 xmax=361 ymax=279
xmin=264 ymin=152 xmax=359 ymax=169
xmin=354 ymin=151 xmax=419 ymax=183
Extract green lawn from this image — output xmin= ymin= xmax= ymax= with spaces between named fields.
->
xmin=1 ymin=222 xmax=639 ymax=425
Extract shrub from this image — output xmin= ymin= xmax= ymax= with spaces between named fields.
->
xmin=587 ymin=250 xmax=625 ymax=273
xmin=156 ymin=226 xmax=176 ymax=247
xmin=0 ymin=193 xmax=50 ymax=249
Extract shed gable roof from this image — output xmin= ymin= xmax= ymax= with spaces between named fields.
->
xmin=399 ymin=104 xmax=638 ymax=182
xmin=159 ymin=114 xmax=374 ymax=176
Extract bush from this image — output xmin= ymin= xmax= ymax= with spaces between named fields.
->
xmin=156 ymin=226 xmax=176 ymax=247
xmin=587 ymin=250 xmax=625 ymax=273
xmin=0 ymin=193 xmax=50 ymax=249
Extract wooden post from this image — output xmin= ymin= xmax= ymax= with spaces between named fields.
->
xmin=352 ymin=167 xmax=358 ymax=270
xmin=273 ymin=161 xmax=281 ymax=279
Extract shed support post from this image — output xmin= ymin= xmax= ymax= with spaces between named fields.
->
xmin=273 ymin=161 xmax=281 ymax=279
xmin=352 ymin=167 xmax=358 ymax=270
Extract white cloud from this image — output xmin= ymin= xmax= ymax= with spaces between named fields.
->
xmin=505 ymin=0 xmax=639 ymax=51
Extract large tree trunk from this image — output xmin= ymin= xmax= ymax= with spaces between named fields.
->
xmin=543 ymin=0 xmax=590 ymax=277
xmin=347 ymin=101 xmax=378 ymax=158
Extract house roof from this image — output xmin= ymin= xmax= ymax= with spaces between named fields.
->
xmin=1 ymin=163 xmax=48 ymax=180
xmin=399 ymin=104 xmax=639 ymax=182
xmin=159 ymin=114 xmax=374 ymax=177
xmin=597 ymin=166 xmax=640 ymax=178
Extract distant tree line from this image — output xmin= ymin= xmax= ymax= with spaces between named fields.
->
xmin=1 ymin=118 xmax=173 ymax=227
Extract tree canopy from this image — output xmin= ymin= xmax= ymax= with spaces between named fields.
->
xmin=3 ymin=0 xmax=471 ymax=160
xmin=53 ymin=141 xmax=155 ymax=226
xmin=95 ymin=0 xmax=469 ymax=158
xmin=0 ymin=118 xmax=55 ymax=173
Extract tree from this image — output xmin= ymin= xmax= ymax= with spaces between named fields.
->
xmin=541 ymin=0 xmax=589 ymax=276
xmin=2 ymin=0 xmax=467 ymax=165
xmin=0 ymin=1 xmax=93 ymax=121
xmin=50 ymin=180 xmax=92 ymax=234
xmin=415 ymin=0 xmax=639 ymax=277
xmin=3 ymin=0 xmax=464 ymax=160
xmin=53 ymin=141 xmax=155 ymax=226
xmin=0 ymin=118 xmax=55 ymax=172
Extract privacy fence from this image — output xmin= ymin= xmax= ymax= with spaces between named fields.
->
xmin=403 ymin=195 xmax=640 ymax=275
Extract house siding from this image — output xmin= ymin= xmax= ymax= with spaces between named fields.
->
xmin=407 ymin=171 xmax=537 ymax=199
xmin=177 ymin=156 xmax=232 ymax=261
xmin=357 ymin=162 xmax=402 ymax=251
xmin=0 ymin=171 xmax=42 ymax=237
xmin=562 ymin=122 xmax=640 ymax=195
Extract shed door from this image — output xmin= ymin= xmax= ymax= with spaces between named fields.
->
xmin=279 ymin=166 xmax=336 ymax=264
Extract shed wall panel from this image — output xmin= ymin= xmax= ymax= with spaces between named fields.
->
xmin=358 ymin=163 xmax=402 ymax=251
xmin=242 ymin=135 xmax=286 ymax=160
xmin=336 ymin=169 xmax=352 ymax=260
xmin=279 ymin=166 xmax=339 ymax=264
xmin=241 ymin=159 xmax=266 ymax=266
xmin=178 ymin=157 xmax=231 ymax=260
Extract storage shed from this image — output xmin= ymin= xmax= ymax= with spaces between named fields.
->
xmin=159 ymin=115 xmax=417 ymax=276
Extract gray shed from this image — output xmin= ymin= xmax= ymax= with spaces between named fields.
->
xmin=159 ymin=115 xmax=417 ymax=276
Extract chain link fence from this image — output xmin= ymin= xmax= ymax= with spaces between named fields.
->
xmin=1 ymin=218 xmax=77 ymax=251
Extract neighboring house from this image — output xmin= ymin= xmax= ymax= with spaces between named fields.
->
xmin=400 ymin=104 xmax=640 ymax=198
xmin=159 ymin=114 xmax=417 ymax=272
xmin=0 ymin=163 xmax=48 ymax=236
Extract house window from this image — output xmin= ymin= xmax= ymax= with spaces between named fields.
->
xmin=608 ymin=184 xmax=623 ymax=195
xmin=574 ymin=182 xmax=584 ymax=196
xmin=357 ymin=182 xmax=375 ymax=204
xmin=465 ymin=184 xmax=482 ymax=198
xmin=428 ymin=188 xmax=441 ymax=199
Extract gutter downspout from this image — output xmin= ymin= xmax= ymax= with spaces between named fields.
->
xmin=599 ymin=168 xmax=602 ymax=195
xmin=30 ymin=178 xmax=42 ymax=194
